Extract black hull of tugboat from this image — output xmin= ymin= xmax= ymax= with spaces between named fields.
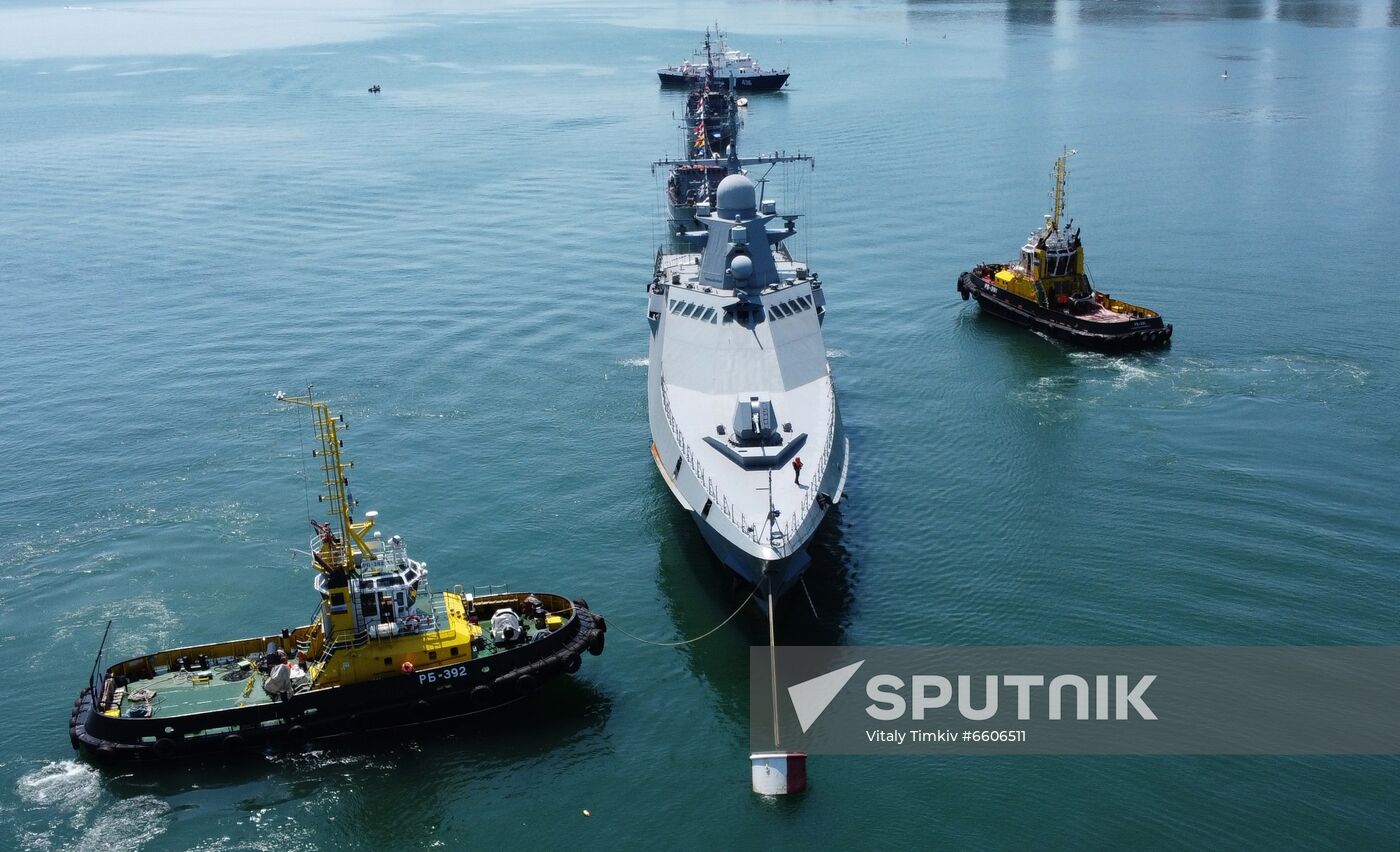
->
xmin=70 ymin=607 xmax=606 ymax=763
xmin=658 ymin=71 xmax=789 ymax=91
xmin=958 ymin=271 xmax=1172 ymax=352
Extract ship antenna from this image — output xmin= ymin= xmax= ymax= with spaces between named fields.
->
xmin=1051 ymin=147 xmax=1076 ymax=232
xmin=297 ymin=384 xmax=314 ymax=522
xmin=276 ymin=389 xmax=377 ymax=576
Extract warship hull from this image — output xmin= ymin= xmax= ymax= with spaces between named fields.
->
xmin=959 ymin=271 xmax=1172 ymax=351
xmin=648 ymin=399 xmax=848 ymax=601
xmin=659 ymin=70 xmax=789 ymax=91
xmin=71 ymin=598 xmax=605 ymax=763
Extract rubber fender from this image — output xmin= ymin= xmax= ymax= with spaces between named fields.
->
xmin=224 ymin=733 xmax=245 ymax=751
xmin=470 ymin=684 xmax=494 ymax=707
xmin=588 ymin=630 xmax=605 ymax=656
xmin=593 ymin=614 xmax=607 ymax=634
xmin=69 ymin=727 xmax=80 ymax=751
xmin=415 ymin=700 xmax=432 ymax=718
xmin=572 ymin=597 xmax=590 ymax=612
xmin=287 ymin=724 xmax=308 ymax=744
xmin=563 ymin=654 xmax=582 ymax=674
xmin=515 ymin=673 xmax=539 ymax=696
xmin=154 ymin=737 xmax=179 ymax=759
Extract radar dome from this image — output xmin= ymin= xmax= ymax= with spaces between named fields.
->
xmin=715 ymin=174 xmax=757 ymax=218
xmin=729 ymin=254 xmax=753 ymax=280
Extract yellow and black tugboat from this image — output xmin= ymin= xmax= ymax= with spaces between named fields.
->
xmin=957 ymin=150 xmax=1173 ymax=350
xmin=69 ymin=391 xmax=606 ymax=762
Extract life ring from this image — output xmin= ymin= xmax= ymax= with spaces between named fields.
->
xmin=515 ymin=673 xmax=539 ymax=696
xmin=470 ymin=684 xmax=494 ymax=707
xmin=588 ymin=630 xmax=605 ymax=656
xmin=562 ymin=654 xmax=581 ymax=674
xmin=154 ymin=737 xmax=179 ymax=759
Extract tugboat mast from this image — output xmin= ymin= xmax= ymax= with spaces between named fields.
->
xmin=1049 ymin=147 xmax=1076 ymax=232
xmin=275 ymin=388 xmax=376 ymax=576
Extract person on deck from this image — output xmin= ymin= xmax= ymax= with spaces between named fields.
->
xmin=263 ymin=651 xmax=292 ymax=702
xmin=792 ymin=456 xmax=804 ymax=485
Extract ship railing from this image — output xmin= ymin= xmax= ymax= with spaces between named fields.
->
xmin=774 ymin=382 xmax=838 ymax=547
xmin=658 ymin=376 xmax=766 ymax=547
xmin=474 ymin=583 xmax=510 ymax=598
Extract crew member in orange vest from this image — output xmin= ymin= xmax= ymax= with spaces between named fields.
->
xmin=792 ymin=456 xmax=803 ymax=485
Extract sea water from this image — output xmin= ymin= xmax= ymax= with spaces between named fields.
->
xmin=2 ymin=0 xmax=1398 ymax=847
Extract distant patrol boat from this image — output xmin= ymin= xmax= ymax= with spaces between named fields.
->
xmin=647 ymin=166 xmax=849 ymax=602
xmin=658 ymin=25 xmax=790 ymax=92
xmin=957 ymin=150 xmax=1173 ymax=350
xmin=69 ymin=391 xmax=606 ymax=762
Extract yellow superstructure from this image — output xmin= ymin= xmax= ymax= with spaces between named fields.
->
xmin=275 ymin=389 xmax=477 ymax=688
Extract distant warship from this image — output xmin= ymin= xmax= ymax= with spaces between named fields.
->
xmin=646 ymin=167 xmax=848 ymax=600
xmin=658 ymin=25 xmax=790 ymax=92
xmin=660 ymin=72 xmax=743 ymax=231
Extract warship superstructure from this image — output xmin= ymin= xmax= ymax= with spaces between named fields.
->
xmin=646 ymin=170 xmax=848 ymax=600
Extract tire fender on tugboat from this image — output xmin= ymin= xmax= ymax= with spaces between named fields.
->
xmin=562 ymin=653 xmax=582 ymax=674
xmin=154 ymin=737 xmax=179 ymax=759
xmin=515 ymin=673 xmax=539 ymax=696
xmin=470 ymin=684 xmax=494 ymax=707
xmin=588 ymin=630 xmax=605 ymax=656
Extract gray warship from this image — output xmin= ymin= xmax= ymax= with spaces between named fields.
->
xmin=646 ymin=164 xmax=849 ymax=601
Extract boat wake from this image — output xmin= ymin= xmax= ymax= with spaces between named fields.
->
xmin=1015 ymin=350 xmax=1371 ymax=418
xmin=14 ymin=761 xmax=171 ymax=852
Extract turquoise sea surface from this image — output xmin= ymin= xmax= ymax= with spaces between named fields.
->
xmin=3 ymin=0 xmax=1399 ymax=848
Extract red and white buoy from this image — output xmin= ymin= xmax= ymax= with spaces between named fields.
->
xmin=750 ymin=750 xmax=807 ymax=795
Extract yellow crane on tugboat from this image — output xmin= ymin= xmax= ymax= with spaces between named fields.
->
xmin=69 ymin=390 xmax=606 ymax=762
xmin=957 ymin=149 xmax=1173 ymax=350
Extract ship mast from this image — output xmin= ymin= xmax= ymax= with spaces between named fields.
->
xmin=276 ymin=388 xmax=376 ymax=576
xmin=1049 ymin=147 xmax=1076 ymax=232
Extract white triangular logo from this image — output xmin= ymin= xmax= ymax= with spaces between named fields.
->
xmin=787 ymin=660 xmax=865 ymax=733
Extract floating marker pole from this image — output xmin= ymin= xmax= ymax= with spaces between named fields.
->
xmin=769 ymin=587 xmax=780 ymax=749
xmin=750 ymin=577 xmax=807 ymax=795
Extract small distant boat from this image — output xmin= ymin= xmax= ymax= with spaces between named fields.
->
xmin=956 ymin=150 xmax=1173 ymax=351
xmin=659 ymin=25 xmax=789 ymax=92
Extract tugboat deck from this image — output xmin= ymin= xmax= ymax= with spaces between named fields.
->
xmin=111 ymin=667 xmax=282 ymax=718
